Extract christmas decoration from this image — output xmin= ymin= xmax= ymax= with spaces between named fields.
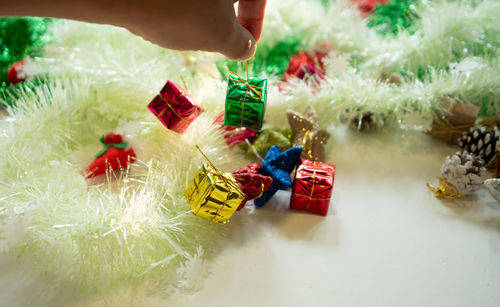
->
xmin=287 ymin=106 xmax=330 ymax=161
xmin=496 ymin=149 xmax=500 ymax=178
xmin=354 ymin=0 xmax=389 ymax=16
xmin=185 ymin=163 xmax=245 ymax=224
xmin=3 ymin=0 xmax=500 ymax=295
xmin=439 ymin=151 xmax=485 ymax=197
xmin=427 ymin=177 xmax=464 ymax=200
xmin=366 ymin=0 xmax=419 ymax=35
xmin=147 ymin=80 xmax=204 ymax=133
xmin=458 ymin=126 xmax=500 ymax=167
xmin=378 ymin=72 xmax=405 ymax=86
xmin=7 ymin=60 xmax=27 ymax=84
xmin=428 ymin=97 xmax=481 ymax=144
xmin=224 ymin=72 xmax=267 ymax=130
xmin=213 ymin=112 xmax=257 ymax=146
xmin=254 ymin=146 xmax=303 ymax=207
xmin=484 ymin=178 xmax=500 ymax=202
xmin=0 ymin=17 xmax=52 ymax=105
xmin=83 ymin=133 xmax=136 ymax=179
xmin=242 ymin=127 xmax=293 ymax=158
xmin=349 ymin=112 xmax=376 ymax=132
xmin=233 ymin=163 xmax=273 ymax=210
xmin=282 ymin=50 xmax=327 ymax=82
xmin=290 ymin=159 xmax=336 ymax=216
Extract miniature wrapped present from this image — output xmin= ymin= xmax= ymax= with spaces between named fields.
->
xmin=290 ymin=159 xmax=336 ymax=216
xmin=224 ymin=73 xmax=267 ymax=130
xmin=184 ymin=163 xmax=245 ymax=224
xmin=427 ymin=97 xmax=480 ymax=144
xmin=148 ymin=80 xmax=204 ymax=133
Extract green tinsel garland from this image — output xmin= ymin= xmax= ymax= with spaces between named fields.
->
xmin=367 ymin=0 xmax=420 ymax=35
xmin=216 ymin=36 xmax=304 ymax=78
xmin=0 ymin=17 xmax=53 ymax=106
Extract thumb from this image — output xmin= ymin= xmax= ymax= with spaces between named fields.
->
xmin=219 ymin=17 xmax=257 ymax=61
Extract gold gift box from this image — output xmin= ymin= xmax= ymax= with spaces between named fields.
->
xmin=184 ymin=164 xmax=245 ymax=224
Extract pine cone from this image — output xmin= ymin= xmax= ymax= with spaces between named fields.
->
xmin=440 ymin=151 xmax=485 ymax=196
xmin=458 ymin=126 xmax=500 ymax=166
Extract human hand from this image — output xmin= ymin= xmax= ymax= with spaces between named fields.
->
xmin=121 ymin=0 xmax=268 ymax=60
xmin=2 ymin=0 xmax=267 ymax=60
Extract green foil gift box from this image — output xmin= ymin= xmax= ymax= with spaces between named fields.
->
xmin=224 ymin=73 xmax=267 ymax=130
xmin=184 ymin=163 xmax=245 ymax=224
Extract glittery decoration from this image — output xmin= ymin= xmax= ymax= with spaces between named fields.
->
xmin=0 ymin=17 xmax=53 ymax=105
xmin=287 ymin=106 xmax=330 ymax=161
xmin=147 ymin=80 xmax=204 ymax=133
xmin=224 ymin=73 xmax=267 ymax=130
xmin=254 ymin=146 xmax=302 ymax=207
xmin=83 ymin=133 xmax=136 ymax=179
xmin=233 ymin=163 xmax=273 ymax=210
xmin=185 ymin=163 xmax=245 ymax=224
xmin=367 ymin=0 xmax=419 ymax=35
xmin=484 ymin=178 xmax=500 ymax=202
xmin=242 ymin=127 xmax=293 ymax=158
xmin=427 ymin=177 xmax=464 ymax=200
xmin=216 ymin=37 xmax=303 ymax=78
xmin=282 ymin=50 xmax=328 ymax=82
xmin=290 ymin=159 xmax=336 ymax=216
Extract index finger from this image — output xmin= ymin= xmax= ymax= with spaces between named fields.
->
xmin=237 ymin=0 xmax=267 ymax=41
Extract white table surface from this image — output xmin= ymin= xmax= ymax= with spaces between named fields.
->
xmin=1 ymin=128 xmax=499 ymax=307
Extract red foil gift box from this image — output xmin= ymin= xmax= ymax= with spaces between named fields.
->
xmin=290 ymin=159 xmax=336 ymax=216
xmin=148 ymin=80 xmax=204 ymax=133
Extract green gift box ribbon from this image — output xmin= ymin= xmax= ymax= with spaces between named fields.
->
xmin=224 ymin=73 xmax=267 ymax=130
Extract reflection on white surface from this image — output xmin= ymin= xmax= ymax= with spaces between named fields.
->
xmin=1 ymin=130 xmax=499 ymax=307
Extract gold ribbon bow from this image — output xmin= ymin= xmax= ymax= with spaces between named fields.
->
xmin=427 ymin=177 xmax=464 ymax=199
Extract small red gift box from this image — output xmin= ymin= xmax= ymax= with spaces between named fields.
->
xmin=147 ymin=80 xmax=204 ymax=133
xmin=290 ymin=159 xmax=336 ymax=216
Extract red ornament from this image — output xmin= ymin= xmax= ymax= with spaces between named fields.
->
xmin=232 ymin=163 xmax=273 ymax=210
xmin=8 ymin=61 xmax=27 ymax=84
xmin=353 ymin=0 xmax=389 ymax=16
xmin=213 ymin=112 xmax=257 ymax=146
xmin=290 ymin=159 xmax=336 ymax=216
xmin=283 ymin=50 xmax=328 ymax=82
xmin=83 ymin=133 xmax=137 ymax=179
xmin=147 ymin=80 xmax=204 ymax=133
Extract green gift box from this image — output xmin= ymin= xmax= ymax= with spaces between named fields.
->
xmin=224 ymin=73 xmax=267 ymax=130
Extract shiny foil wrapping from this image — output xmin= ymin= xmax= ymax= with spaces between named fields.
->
xmin=184 ymin=164 xmax=245 ymax=224
xmin=233 ymin=163 xmax=273 ymax=210
xmin=148 ymin=80 xmax=204 ymax=133
xmin=290 ymin=159 xmax=336 ymax=216
xmin=224 ymin=73 xmax=267 ymax=130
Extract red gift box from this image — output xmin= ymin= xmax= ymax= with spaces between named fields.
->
xmin=147 ymin=80 xmax=204 ymax=133
xmin=290 ymin=159 xmax=336 ymax=216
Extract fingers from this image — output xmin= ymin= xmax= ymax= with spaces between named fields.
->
xmin=237 ymin=0 xmax=267 ymax=41
xmin=220 ymin=19 xmax=257 ymax=61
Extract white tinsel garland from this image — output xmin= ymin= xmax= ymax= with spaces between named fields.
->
xmin=0 ymin=0 xmax=499 ymax=295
